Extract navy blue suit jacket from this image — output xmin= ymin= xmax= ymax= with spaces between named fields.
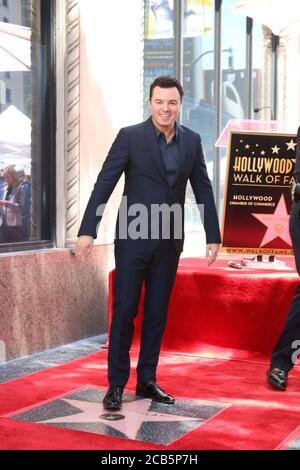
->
xmin=78 ymin=118 xmax=221 ymax=253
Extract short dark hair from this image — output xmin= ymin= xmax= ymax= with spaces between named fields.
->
xmin=149 ymin=76 xmax=184 ymax=102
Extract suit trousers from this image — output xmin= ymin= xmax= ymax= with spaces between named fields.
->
xmin=271 ymin=200 xmax=300 ymax=371
xmin=108 ymin=239 xmax=180 ymax=387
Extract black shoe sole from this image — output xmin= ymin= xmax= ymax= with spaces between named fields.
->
xmin=267 ymin=377 xmax=286 ymax=391
xmin=103 ymin=403 xmax=122 ymax=411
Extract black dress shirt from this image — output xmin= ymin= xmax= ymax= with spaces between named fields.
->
xmin=153 ymin=121 xmax=180 ymax=186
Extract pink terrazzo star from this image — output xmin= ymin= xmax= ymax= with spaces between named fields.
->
xmin=251 ymin=194 xmax=291 ymax=247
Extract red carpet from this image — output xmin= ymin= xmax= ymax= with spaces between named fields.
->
xmin=0 ymin=349 xmax=300 ymax=450
xmin=1 ymin=256 xmax=300 ymax=450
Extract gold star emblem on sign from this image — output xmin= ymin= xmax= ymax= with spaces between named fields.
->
xmin=271 ymin=145 xmax=280 ymax=154
xmin=286 ymin=139 xmax=297 ymax=151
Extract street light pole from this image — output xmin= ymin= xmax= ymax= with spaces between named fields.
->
xmin=214 ymin=0 xmax=222 ymax=212
xmin=174 ymin=0 xmax=184 ymax=88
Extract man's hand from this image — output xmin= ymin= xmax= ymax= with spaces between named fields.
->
xmin=291 ymin=183 xmax=300 ymax=201
xmin=74 ymin=235 xmax=94 ymax=259
xmin=206 ymin=243 xmax=220 ymax=266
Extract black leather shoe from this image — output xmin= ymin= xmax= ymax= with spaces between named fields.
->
xmin=103 ymin=386 xmax=123 ymax=411
xmin=136 ymin=380 xmax=175 ymax=404
xmin=267 ymin=368 xmax=287 ymax=391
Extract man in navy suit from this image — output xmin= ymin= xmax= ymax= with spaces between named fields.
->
xmin=75 ymin=76 xmax=221 ymax=410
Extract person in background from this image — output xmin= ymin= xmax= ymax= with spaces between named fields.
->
xmin=0 ymin=172 xmax=7 ymax=200
xmin=0 ymin=166 xmax=23 ymax=243
xmin=75 ymin=76 xmax=221 ymax=411
xmin=267 ymin=126 xmax=300 ymax=390
xmin=17 ymin=169 xmax=31 ymax=241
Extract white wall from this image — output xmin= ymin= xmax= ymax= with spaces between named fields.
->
xmin=277 ymin=36 xmax=300 ymax=124
xmin=79 ymin=0 xmax=144 ymax=244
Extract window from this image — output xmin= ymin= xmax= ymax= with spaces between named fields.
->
xmin=221 ymin=1 xmax=247 ymax=125
xmin=142 ymin=0 xmax=281 ymax=253
xmin=216 ymin=0 xmax=248 ymax=210
xmin=181 ymin=0 xmax=215 ymax=251
xmin=3 ymin=16 xmax=9 ymax=22
xmin=2 ymin=0 xmax=9 ymax=7
xmin=182 ymin=1 xmax=215 ymax=166
xmin=143 ymin=1 xmax=216 ymax=254
xmin=143 ymin=0 xmax=176 ymax=119
xmin=0 ymin=0 xmax=55 ymax=251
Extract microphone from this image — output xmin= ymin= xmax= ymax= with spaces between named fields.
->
xmin=253 ymin=106 xmax=271 ymax=113
xmin=253 ymin=106 xmax=274 ymax=120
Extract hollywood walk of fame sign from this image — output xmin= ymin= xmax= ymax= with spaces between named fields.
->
xmin=221 ymin=131 xmax=297 ymax=256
